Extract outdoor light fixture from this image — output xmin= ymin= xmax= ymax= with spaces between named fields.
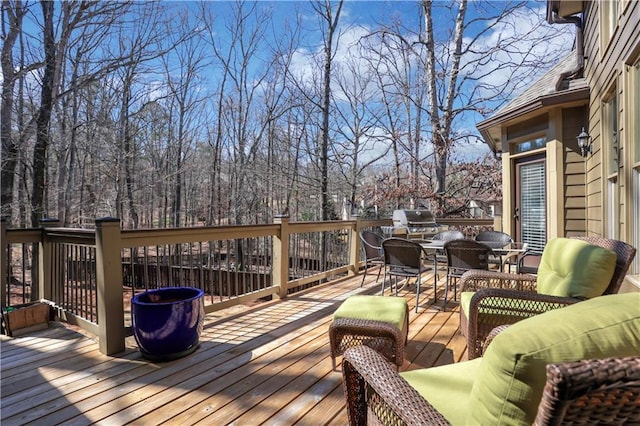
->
xmin=577 ymin=127 xmax=592 ymax=157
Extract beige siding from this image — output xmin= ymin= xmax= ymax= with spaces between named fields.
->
xmin=583 ymin=0 xmax=640 ymax=241
xmin=562 ymin=107 xmax=587 ymax=236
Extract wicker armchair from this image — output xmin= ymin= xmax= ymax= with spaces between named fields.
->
xmin=342 ymin=346 xmax=640 ymax=426
xmin=460 ymin=236 xmax=636 ymax=359
xmin=342 ymin=292 xmax=640 ymax=425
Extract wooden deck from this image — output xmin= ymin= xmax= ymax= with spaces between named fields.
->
xmin=1 ymin=270 xmax=466 ymax=425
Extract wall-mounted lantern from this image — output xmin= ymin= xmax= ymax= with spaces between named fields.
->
xmin=577 ymin=127 xmax=592 ymax=157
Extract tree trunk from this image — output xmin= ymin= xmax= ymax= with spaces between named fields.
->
xmin=31 ymin=0 xmax=56 ymax=226
xmin=0 ymin=2 xmax=27 ymax=222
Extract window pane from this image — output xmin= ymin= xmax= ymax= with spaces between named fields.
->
xmin=604 ymin=94 xmax=618 ymax=174
xmin=513 ymin=137 xmax=546 ymax=154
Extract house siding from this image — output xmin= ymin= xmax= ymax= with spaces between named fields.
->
xmin=583 ymin=1 xmax=639 ymax=242
xmin=562 ymin=107 xmax=587 ymax=236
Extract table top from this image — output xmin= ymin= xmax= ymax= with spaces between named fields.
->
xmin=418 ymin=240 xmax=528 ymax=253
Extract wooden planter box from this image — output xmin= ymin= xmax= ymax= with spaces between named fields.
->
xmin=2 ymin=302 xmax=51 ymax=337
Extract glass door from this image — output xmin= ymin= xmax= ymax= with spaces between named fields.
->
xmin=515 ymin=155 xmax=547 ymax=253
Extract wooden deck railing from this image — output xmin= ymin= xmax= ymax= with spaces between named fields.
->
xmin=1 ymin=215 xmax=496 ymax=355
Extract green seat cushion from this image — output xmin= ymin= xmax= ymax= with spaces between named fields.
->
xmin=536 ymin=238 xmax=616 ymax=298
xmin=460 ymin=291 xmax=474 ymax=316
xmin=401 ymin=358 xmax=481 ymax=426
xmin=466 ymin=292 xmax=640 ymax=425
xmin=333 ymin=295 xmax=407 ymax=330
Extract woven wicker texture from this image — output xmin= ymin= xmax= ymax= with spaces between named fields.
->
xmin=460 ymin=236 xmax=636 ymax=359
xmin=534 ymin=356 xmax=640 ymax=425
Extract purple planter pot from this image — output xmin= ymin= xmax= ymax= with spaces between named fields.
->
xmin=131 ymin=287 xmax=205 ymax=361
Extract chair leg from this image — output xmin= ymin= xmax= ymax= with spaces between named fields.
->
xmin=432 ymin=262 xmax=438 ymax=302
xmin=381 ymin=268 xmax=387 ymax=295
xmin=453 ymin=277 xmax=457 ymax=301
xmin=442 ymin=272 xmax=449 ymax=311
xmin=360 ymin=263 xmax=368 ymax=287
xmin=415 ymin=275 xmax=420 ymax=313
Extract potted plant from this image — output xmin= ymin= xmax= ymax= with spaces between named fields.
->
xmin=131 ymin=287 xmax=205 ymax=361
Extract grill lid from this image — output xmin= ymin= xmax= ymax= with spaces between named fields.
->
xmin=392 ymin=209 xmax=437 ymax=227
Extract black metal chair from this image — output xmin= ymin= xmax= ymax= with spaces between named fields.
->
xmin=359 ymin=230 xmax=385 ymax=287
xmin=382 ymin=238 xmax=433 ymax=313
xmin=430 ymin=230 xmax=465 ymax=280
xmin=475 ymin=230 xmax=514 ymax=271
xmin=443 ymin=239 xmax=492 ymax=309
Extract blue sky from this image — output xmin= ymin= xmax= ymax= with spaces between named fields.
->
xmin=8 ymin=1 xmax=574 ymax=164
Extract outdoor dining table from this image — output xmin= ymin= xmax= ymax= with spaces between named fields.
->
xmin=419 ymin=240 xmax=529 ymax=272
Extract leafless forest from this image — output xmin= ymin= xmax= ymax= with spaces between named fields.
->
xmin=1 ymin=0 xmax=572 ymax=229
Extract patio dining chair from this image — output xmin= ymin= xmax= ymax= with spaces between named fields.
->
xmin=382 ymin=238 xmax=434 ymax=313
xmin=475 ymin=230 xmax=514 ymax=271
xmin=359 ymin=230 xmax=385 ymax=287
xmin=430 ymin=230 xmax=465 ymax=280
xmin=443 ymin=239 xmax=492 ymax=309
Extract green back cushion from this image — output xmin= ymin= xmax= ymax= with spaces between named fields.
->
xmin=536 ymin=238 xmax=616 ymax=298
xmin=466 ymin=292 xmax=640 ymax=425
xmin=333 ymin=295 xmax=407 ymax=330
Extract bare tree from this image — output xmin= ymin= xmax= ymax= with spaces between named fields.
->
xmin=161 ymin=12 xmax=208 ymax=228
xmin=1 ymin=1 xmax=34 ymax=222
xmin=421 ymin=0 xmax=568 ymax=211
xmin=312 ymin=0 xmax=343 ymax=221
xmin=332 ymin=49 xmax=389 ymax=213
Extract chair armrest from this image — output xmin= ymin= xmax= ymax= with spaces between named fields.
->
xmin=466 ymin=288 xmax=581 ymax=359
xmin=482 ymin=324 xmax=512 ymax=354
xmin=459 ymin=269 xmax=538 ymax=293
xmin=342 ymin=346 xmax=450 ymax=426
xmin=534 ymin=356 xmax=640 ymax=425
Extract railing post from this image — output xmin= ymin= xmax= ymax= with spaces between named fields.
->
xmin=349 ymin=214 xmax=361 ymax=276
xmin=1 ymin=217 xmax=7 ymax=308
xmin=272 ymin=215 xmax=290 ymax=299
xmin=95 ymin=217 xmax=125 ymax=355
xmin=39 ymin=218 xmax=59 ymax=302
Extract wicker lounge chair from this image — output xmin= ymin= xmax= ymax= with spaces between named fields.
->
xmin=459 ymin=236 xmax=636 ymax=359
xmin=343 ymin=347 xmax=640 ymax=426
xmin=341 ymin=292 xmax=640 ymax=425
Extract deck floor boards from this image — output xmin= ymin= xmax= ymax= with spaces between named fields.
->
xmin=1 ymin=268 xmax=467 ymax=425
